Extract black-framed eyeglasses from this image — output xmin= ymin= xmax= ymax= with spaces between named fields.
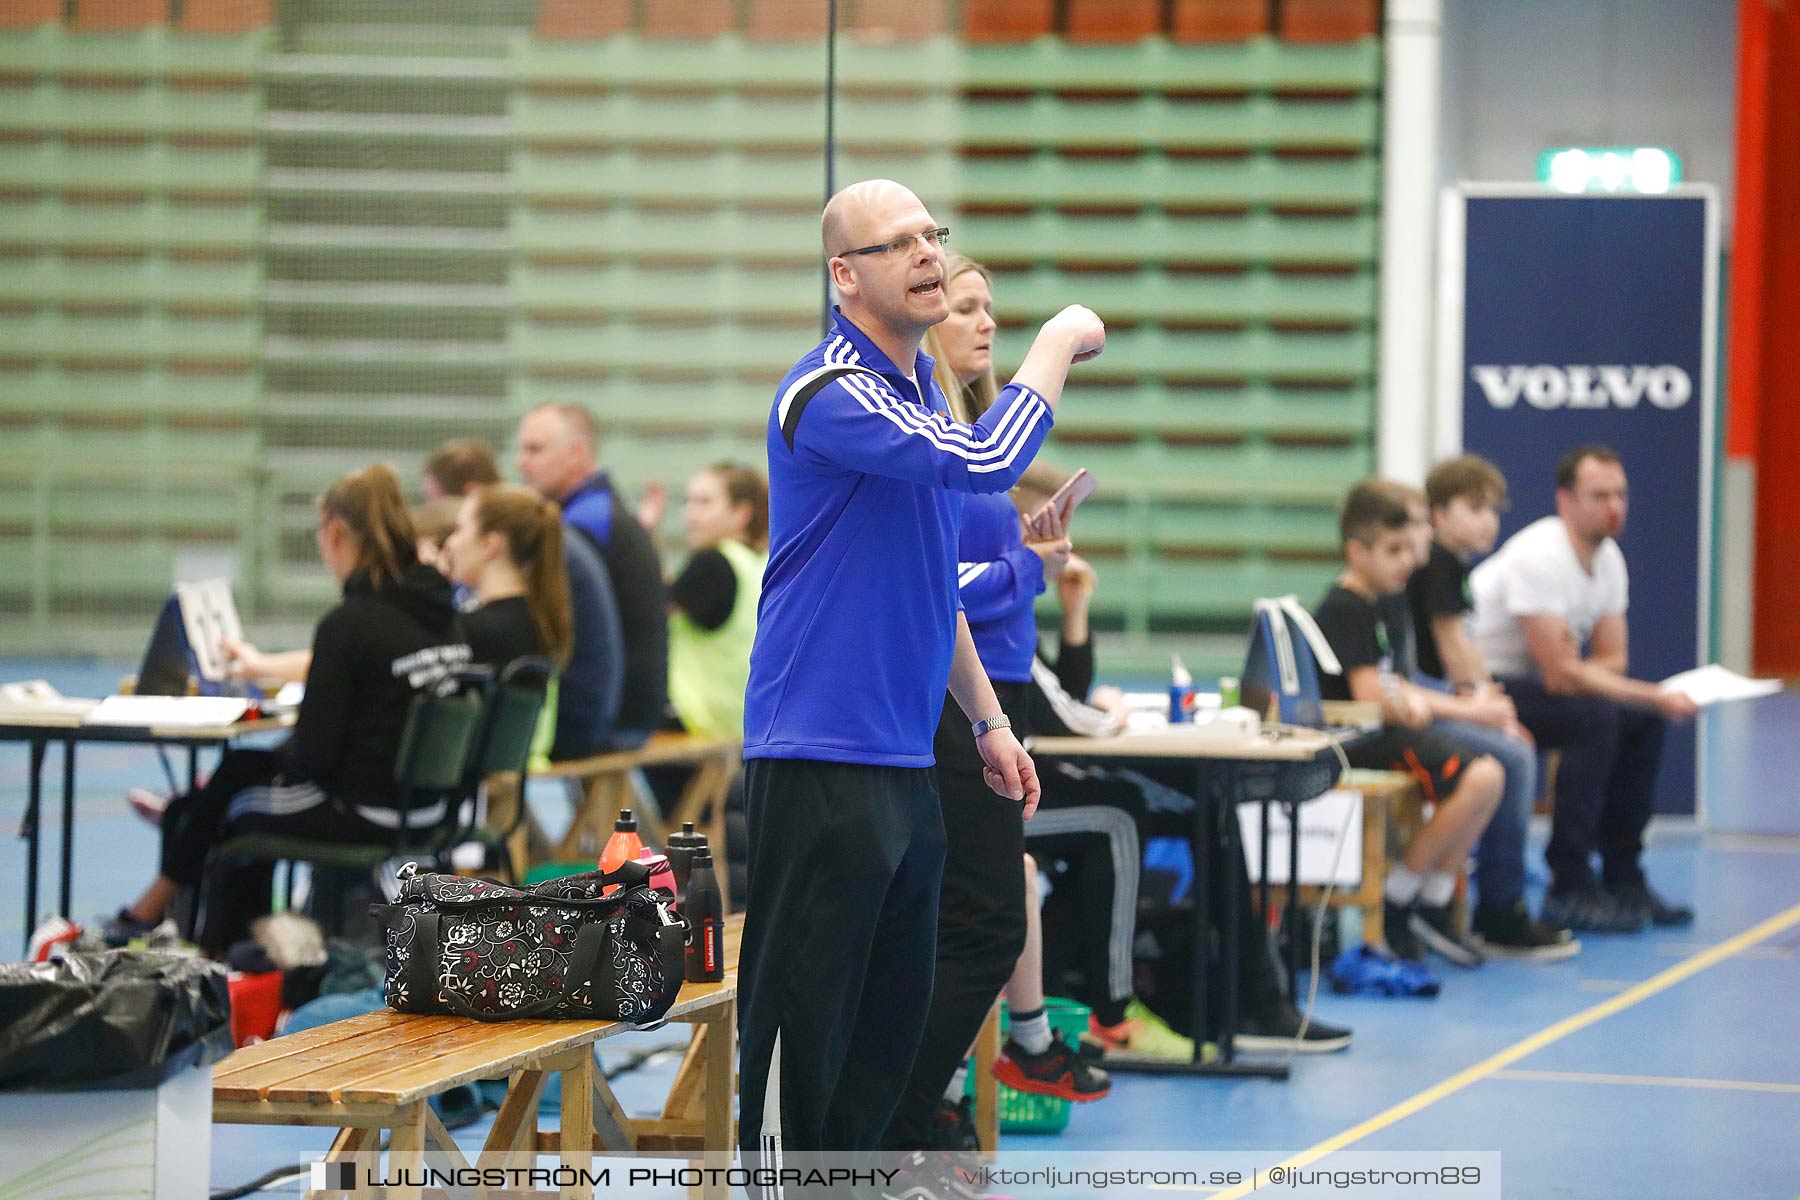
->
xmin=838 ymin=227 xmax=950 ymax=259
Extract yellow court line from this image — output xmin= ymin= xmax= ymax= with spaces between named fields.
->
xmin=1208 ymin=900 xmax=1800 ymax=1200
xmin=1492 ymin=1068 xmax=1800 ymax=1095
xmin=1655 ymin=941 xmax=1794 ymax=960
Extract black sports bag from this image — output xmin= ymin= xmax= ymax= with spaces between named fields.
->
xmin=374 ymin=860 xmax=687 ymax=1025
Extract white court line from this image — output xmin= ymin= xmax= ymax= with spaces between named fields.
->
xmin=1491 ymin=1068 xmax=1800 ymax=1096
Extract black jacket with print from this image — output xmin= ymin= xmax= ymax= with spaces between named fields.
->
xmin=282 ymin=565 xmax=471 ymax=808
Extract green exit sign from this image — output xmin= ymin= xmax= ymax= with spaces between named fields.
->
xmin=1538 ymin=147 xmax=1683 ymax=194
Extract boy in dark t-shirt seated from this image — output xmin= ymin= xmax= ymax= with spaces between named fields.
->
xmin=1404 ymin=457 xmax=1575 ymax=959
xmin=1312 ymin=480 xmax=1504 ymax=967
xmin=1408 ymin=456 xmax=1504 ymax=684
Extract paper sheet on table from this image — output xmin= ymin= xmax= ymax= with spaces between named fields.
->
xmin=85 ymin=695 xmax=249 ymax=728
xmin=0 ymin=680 xmax=97 ymax=719
xmin=1658 ymin=664 xmax=1782 ymax=707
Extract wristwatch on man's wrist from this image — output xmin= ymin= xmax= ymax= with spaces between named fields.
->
xmin=970 ymin=714 xmax=1012 ymax=739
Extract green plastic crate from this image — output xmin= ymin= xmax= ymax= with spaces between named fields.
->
xmin=967 ymin=997 xmax=1091 ymax=1135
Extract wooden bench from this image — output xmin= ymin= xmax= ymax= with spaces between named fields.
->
xmin=216 ymin=892 xmax=1007 ymax=1200
xmin=213 ymin=916 xmax=744 ymax=1200
xmin=530 ymin=733 xmax=743 ymax=907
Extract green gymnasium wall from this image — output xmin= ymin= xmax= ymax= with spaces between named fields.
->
xmin=0 ymin=1 xmax=1380 ymax=665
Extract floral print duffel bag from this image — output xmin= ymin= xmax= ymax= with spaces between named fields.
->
xmin=374 ymin=860 xmax=688 ymax=1025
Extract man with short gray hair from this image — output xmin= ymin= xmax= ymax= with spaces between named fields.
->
xmin=517 ymin=403 xmax=669 ymax=743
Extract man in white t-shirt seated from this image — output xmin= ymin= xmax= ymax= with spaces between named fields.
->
xmin=1468 ymin=445 xmax=1698 ymax=934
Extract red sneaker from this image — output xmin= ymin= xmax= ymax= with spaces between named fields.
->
xmin=991 ymin=1034 xmax=1111 ymax=1102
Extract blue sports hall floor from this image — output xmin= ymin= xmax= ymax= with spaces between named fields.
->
xmin=2 ymin=658 xmax=1796 ymax=1199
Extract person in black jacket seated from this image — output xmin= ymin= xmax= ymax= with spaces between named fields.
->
xmin=105 ymin=464 xmax=473 ymax=945
xmin=516 ymin=403 xmax=669 ymax=747
xmin=443 ymin=483 xmax=574 ymax=673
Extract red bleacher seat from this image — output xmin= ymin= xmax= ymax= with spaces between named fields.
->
xmin=1169 ymin=0 xmax=1269 ymax=43
xmin=178 ymin=0 xmax=271 ymax=33
xmin=848 ymin=0 xmax=948 ymax=39
xmin=536 ymin=0 xmax=632 ymax=39
xmin=0 ymin=0 xmax=61 ymax=28
xmin=72 ymin=0 xmax=168 ymax=29
xmin=641 ymin=0 xmax=735 ymax=39
xmin=747 ymin=0 xmax=831 ymax=41
xmin=1066 ymin=0 xmax=1162 ymax=43
xmin=1279 ymin=0 xmax=1380 ymax=42
xmin=961 ymin=0 xmax=1053 ymax=43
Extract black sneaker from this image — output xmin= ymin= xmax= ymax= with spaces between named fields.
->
xmin=1408 ymin=902 xmax=1486 ymax=968
xmin=1607 ymin=880 xmax=1695 ymax=928
xmin=1541 ymin=885 xmax=1646 ymax=933
xmin=1471 ymin=902 xmax=1581 ymax=961
xmin=1234 ymin=1004 xmax=1352 ymax=1054
xmin=883 ymin=1150 xmax=987 ymax=1200
xmin=991 ymin=1032 xmax=1111 ymax=1102
xmin=1382 ymin=900 xmax=1425 ymax=961
xmin=926 ymin=1096 xmax=981 ymax=1153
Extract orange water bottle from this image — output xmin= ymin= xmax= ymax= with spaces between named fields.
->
xmin=598 ymin=809 xmax=644 ymax=889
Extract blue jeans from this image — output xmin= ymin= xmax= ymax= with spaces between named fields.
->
xmin=1416 ymin=676 xmax=1535 ymax=910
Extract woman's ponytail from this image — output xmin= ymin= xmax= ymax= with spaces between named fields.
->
xmin=472 ymin=484 xmax=574 ymax=668
xmin=319 ymin=464 xmax=419 ymax=588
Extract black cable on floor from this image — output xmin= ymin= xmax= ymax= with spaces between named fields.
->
xmin=211 ymin=1163 xmax=311 ymax=1199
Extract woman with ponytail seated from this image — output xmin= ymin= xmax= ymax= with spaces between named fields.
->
xmin=105 ymin=465 xmax=473 ymax=945
xmin=443 ymin=483 xmax=575 ymax=675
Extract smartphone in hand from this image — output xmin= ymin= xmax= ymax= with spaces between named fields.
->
xmin=1027 ymin=468 xmax=1096 ymax=538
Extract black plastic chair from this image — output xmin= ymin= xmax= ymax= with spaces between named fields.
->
xmin=195 ymin=684 xmax=487 ymax=951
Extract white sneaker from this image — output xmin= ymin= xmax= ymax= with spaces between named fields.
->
xmin=126 ymin=788 xmax=170 ymax=828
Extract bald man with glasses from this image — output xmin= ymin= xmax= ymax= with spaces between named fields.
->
xmin=737 ymin=180 xmax=1104 ymax=1164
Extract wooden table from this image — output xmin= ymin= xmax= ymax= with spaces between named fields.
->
xmin=0 ymin=708 xmax=292 ymax=951
xmin=1029 ymin=725 xmax=1357 ymax=1078
xmin=213 ymin=916 xmax=743 ymax=1200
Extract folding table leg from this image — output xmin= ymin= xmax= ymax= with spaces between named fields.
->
xmin=305 ymin=1125 xmax=374 ymax=1200
xmin=554 ymin=1046 xmax=596 ymax=1199
xmin=387 ymin=1103 xmax=426 ymax=1200
xmin=973 ymin=1001 xmax=1002 ymax=1154
xmin=479 ymin=1068 xmax=547 ymax=1175
xmin=700 ymin=1004 xmax=736 ymax=1199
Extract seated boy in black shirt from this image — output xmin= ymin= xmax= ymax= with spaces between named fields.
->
xmin=1402 ymin=459 xmax=1574 ymax=958
xmin=1408 ymin=457 xmax=1507 ymax=687
xmin=1313 ymin=480 xmax=1504 ymax=966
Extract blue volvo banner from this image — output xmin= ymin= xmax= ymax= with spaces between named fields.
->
xmin=1436 ymin=188 xmax=1719 ymax=818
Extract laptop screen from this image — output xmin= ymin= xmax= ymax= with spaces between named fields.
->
xmin=135 ymin=595 xmax=192 ymax=697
